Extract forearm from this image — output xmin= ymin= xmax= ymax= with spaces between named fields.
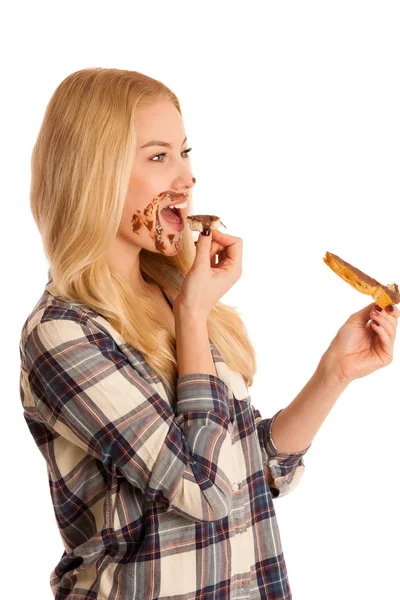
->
xmin=270 ymin=352 xmax=350 ymax=454
xmin=175 ymin=309 xmax=216 ymax=377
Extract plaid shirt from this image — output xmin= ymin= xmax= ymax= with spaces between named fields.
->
xmin=19 ymin=274 xmax=310 ymax=599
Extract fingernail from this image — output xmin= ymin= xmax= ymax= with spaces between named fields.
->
xmin=374 ymin=305 xmax=382 ymax=312
xmin=372 ymin=320 xmax=379 ymax=326
xmin=201 ymin=228 xmax=211 ymax=236
xmin=387 ymin=305 xmax=394 ymax=312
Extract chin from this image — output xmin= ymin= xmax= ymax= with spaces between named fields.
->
xmin=139 ymin=230 xmax=183 ymax=257
xmin=157 ymin=233 xmax=183 ymax=256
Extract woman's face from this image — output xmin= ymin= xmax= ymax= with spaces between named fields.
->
xmin=118 ymin=100 xmax=195 ymax=257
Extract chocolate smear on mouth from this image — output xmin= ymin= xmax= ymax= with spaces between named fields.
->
xmin=143 ymin=205 xmax=153 ymax=217
xmin=157 ymin=191 xmax=186 ymax=200
xmin=131 ymin=213 xmax=141 ymax=233
xmin=174 ymin=232 xmax=183 ymax=252
xmin=154 ymin=205 xmax=166 ymax=252
xmin=129 ymin=192 xmax=185 ymax=254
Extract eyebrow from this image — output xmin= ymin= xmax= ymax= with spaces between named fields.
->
xmin=140 ymin=136 xmax=187 ymax=149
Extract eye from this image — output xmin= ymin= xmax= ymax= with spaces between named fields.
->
xmin=182 ymin=147 xmax=192 ymax=159
xmin=150 ymin=148 xmax=193 ymax=162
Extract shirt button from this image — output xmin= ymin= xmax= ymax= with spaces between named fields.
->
xmin=232 ymin=482 xmax=239 ymax=491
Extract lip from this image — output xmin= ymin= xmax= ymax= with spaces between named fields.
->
xmin=161 ymin=193 xmax=188 ymax=224
xmin=160 ymin=191 xmax=189 ymax=208
xmin=163 ymin=197 xmax=188 ymax=209
xmin=163 ymin=191 xmax=189 ymax=199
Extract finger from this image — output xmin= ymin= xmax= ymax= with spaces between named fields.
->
xmin=384 ymin=304 xmax=400 ymax=319
xmin=192 ymin=230 xmax=213 ymax=267
xmin=210 ymin=240 xmax=226 ymax=259
xmin=210 ymin=229 xmax=241 ymax=244
xmin=194 ymin=239 xmax=225 ymax=256
xmin=351 ymin=302 xmax=384 ymax=325
xmin=210 ymin=229 xmax=243 ymax=264
xmin=370 ymin=319 xmax=394 ymax=360
xmin=370 ymin=307 xmax=397 ymax=336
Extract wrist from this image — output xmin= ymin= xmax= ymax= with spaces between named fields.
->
xmin=317 ymin=350 xmax=352 ymax=390
xmin=173 ymin=298 xmax=209 ymax=324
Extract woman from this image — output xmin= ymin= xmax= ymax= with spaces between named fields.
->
xmin=19 ymin=68 xmax=398 ymax=600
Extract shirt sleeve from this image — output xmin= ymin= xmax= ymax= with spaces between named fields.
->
xmin=21 ymin=317 xmax=236 ymax=523
xmin=251 ymin=406 xmax=311 ymax=498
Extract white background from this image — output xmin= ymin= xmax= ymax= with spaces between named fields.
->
xmin=3 ymin=1 xmax=400 ymax=598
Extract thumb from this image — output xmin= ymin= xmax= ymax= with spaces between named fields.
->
xmin=193 ymin=231 xmax=212 ymax=266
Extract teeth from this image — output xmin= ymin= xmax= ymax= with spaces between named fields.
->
xmin=172 ymin=201 xmax=188 ymax=209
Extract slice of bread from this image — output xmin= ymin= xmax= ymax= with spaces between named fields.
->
xmin=323 ymin=251 xmax=399 ymax=308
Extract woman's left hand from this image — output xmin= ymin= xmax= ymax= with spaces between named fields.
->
xmin=324 ymin=302 xmax=399 ymax=384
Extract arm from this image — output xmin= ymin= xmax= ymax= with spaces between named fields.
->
xmin=174 ymin=307 xmax=216 ymax=377
xmin=21 ymin=318 xmax=235 ymax=523
xmin=174 ymin=306 xmax=289 ymax=492
xmin=251 ymin=406 xmax=309 ymax=498
xmin=270 ymin=352 xmax=349 ymax=453
xmin=270 ymin=299 xmax=400 ymax=451
xmin=252 ymin=352 xmax=348 ymax=497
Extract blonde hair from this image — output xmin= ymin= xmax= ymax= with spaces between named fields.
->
xmin=30 ymin=68 xmax=257 ymax=396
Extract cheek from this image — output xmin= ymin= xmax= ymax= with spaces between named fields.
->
xmin=131 ymin=212 xmax=142 ymax=233
xmin=123 ymin=197 xmax=160 ymax=237
xmin=121 ymin=201 xmax=142 ymax=234
xmin=141 ymin=199 xmax=160 ymax=233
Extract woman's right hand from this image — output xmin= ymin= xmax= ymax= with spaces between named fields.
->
xmin=173 ymin=229 xmax=243 ymax=320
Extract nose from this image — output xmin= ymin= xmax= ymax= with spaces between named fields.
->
xmin=172 ymin=163 xmax=196 ymax=194
xmin=172 ymin=157 xmax=196 ymax=191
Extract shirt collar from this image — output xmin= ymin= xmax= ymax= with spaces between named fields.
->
xmin=45 ymin=269 xmax=58 ymax=297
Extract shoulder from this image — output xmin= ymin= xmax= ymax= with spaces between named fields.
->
xmin=19 ymin=285 xmax=123 ymax=366
xmin=19 ymin=284 xmax=156 ymax=383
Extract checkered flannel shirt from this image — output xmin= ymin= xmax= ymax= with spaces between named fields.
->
xmin=19 ymin=275 xmax=310 ymax=599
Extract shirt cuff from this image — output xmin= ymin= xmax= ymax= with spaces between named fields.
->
xmin=261 ymin=409 xmax=312 ymax=459
xmin=257 ymin=409 xmax=311 ymax=498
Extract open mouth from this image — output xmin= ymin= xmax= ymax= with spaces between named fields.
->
xmin=159 ymin=193 xmax=188 ymax=229
xmin=160 ymin=204 xmax=184 ymax=226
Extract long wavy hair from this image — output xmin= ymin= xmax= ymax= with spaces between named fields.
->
xmin=30 ymin=68 xmax=257 ymax=396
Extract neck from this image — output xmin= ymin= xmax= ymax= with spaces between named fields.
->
xmin=105 ymin=237 xmax=153 ymax=294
